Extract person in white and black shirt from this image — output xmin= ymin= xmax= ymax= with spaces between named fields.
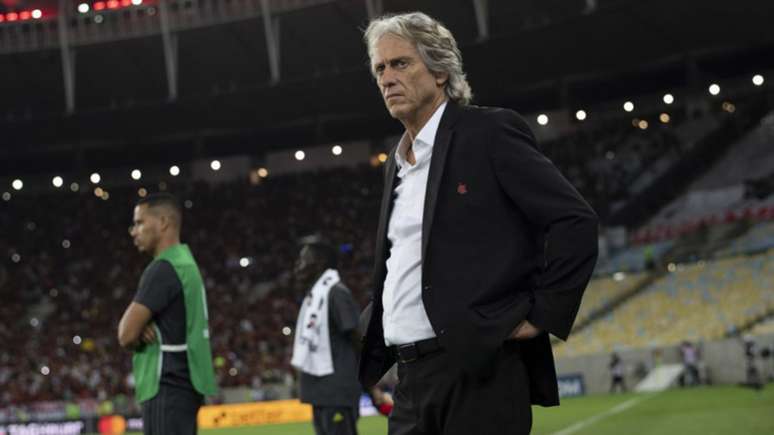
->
xmin=293 ymin=236 xmax=361 ymax=435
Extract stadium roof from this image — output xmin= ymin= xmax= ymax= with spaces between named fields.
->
xmin=1 ymin=0 xmax=773 ymax=174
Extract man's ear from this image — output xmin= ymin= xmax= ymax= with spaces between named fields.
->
xmin=159 ymin=213 xmax=170 ymax=232
xmin=435 ymin=71 xmax=449 ymax=87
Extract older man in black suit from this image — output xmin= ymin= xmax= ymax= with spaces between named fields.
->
xmin=358 ymin=12 xmax=599 ymax=435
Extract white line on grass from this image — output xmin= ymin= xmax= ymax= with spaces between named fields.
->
xmin=549 ymin=394 xmax=657 ymax=435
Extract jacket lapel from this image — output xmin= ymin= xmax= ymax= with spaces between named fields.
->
xmin=421 ymin=102 xmax=459 ymax=263
xmin=373 ymin=145 xmax=398 ymax=296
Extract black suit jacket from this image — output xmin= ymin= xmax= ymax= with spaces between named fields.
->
xmin=358 ymin=102 xmax=599 ymax=406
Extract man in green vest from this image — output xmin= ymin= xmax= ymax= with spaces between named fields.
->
xmin=119 ymin=193 xmax=217 ymax=435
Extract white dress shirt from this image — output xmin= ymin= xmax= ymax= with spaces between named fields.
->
xmin=382 ymin=101 xmax=448 ymax=346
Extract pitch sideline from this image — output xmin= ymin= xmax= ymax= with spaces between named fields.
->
xmin=549 ymin=393 xmax=658 ymax=435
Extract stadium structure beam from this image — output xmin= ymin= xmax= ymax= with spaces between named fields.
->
xmin=261 ymin=0 xmax=281 ymax=84
xmin=365 ymin=0 xmax=383 ymax=19
xmin=159 ymin=0 xmax=179 ymax=101
xmin=57 ymin=0 xmax=76 ymax=114
xmin=472 ymin=0 xmax=489 ymax=42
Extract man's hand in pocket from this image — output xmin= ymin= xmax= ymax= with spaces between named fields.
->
xmin=508 ymin=320 xmax=541 ymax=340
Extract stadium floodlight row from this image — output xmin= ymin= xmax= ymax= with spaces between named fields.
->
xmin=2 ymin=75 xmax=769 ymax=197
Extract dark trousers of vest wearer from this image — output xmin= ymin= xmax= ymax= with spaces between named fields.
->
xmin=312 ymin=405 xmax=359 ymax=435
xmin=388 ymin=340 xmax=532 ymax=435
xmin=142 ymin=383 xmax=203 ymax=435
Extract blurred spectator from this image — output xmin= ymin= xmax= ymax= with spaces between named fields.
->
xmin=679 ymin=341 xmax=701 ymax=386
xmin=609 ymin=352 xmax=626 ymax=393
xmin=742 ymin=336 xmax=763 ymax=390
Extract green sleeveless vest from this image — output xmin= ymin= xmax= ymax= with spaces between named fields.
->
xmin=132 ymin=244 xmax=218 ymax=403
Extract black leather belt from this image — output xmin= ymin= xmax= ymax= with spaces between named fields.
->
xmin=391 ymin=337 xmax=443 ymax=363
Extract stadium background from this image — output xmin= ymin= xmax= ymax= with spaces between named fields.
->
xmin=1 ymin=0 xmax=773 ymax=433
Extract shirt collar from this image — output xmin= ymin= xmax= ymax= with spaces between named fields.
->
xmin=395 ymin=101 xmax=448 ymax=170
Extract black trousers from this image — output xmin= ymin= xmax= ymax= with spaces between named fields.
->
xmin=312 ymin=405 xmax=359 ymax=435
xmin=389 ymin=340 xmax=532 ymax=435
xmin=610 ymin=375 xmax=626 ymax=393
xmin=141 ymin=383 xmax=203 ymax=435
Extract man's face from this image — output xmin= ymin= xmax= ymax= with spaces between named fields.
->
xmin=371 ymin=35 xmax=447 ymax=124
xmin=129 ymin=204 xmax=161 ymax=254
xmin=293 ymin=245 xmax=318 ymax=286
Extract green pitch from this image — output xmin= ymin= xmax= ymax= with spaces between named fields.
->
xmin=119 ymin=384 xmax=774 ymax=434
xmin=530 ymin=384 xmax=774 ymax=435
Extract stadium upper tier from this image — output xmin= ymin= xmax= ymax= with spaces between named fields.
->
xmin=555 ymin=249 xmax=774 ymax=358
xmin=4 ymin=92 xmax=742 ymax=223
xmin=642 ymin=111 xmax=774 ymax=231
xmin=688 ymin=112 xmax=774 ymax=192
xmin=1 ymin=0 xmax=772 ymax=159
xmin=0 ymin=0 xmax=333 ymax=54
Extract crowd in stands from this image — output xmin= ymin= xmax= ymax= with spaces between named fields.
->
xmin=0 ymin=166 xmax=381 ymax=406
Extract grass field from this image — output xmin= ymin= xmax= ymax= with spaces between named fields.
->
xmin=120 ymin=384 xmax=774 ymax=435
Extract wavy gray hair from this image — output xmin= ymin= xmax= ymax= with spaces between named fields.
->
xmin=364 ymin=12 xmax=473 ymax=106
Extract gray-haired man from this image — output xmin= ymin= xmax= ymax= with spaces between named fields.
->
xmin=358 ymin=12 xmax=599 ymax=435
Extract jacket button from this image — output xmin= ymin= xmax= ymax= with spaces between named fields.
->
xmin=440 ymin=329 xmax=446 ymax=335
xmin=423 ymin=285 xmax=432 ymax=291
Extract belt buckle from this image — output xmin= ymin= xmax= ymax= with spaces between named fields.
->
xmin=397 ymin=342 xmax=419 ymax=363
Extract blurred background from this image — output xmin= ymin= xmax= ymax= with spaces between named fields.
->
xmin=1 ymin=0 xmax=773 ymax=433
